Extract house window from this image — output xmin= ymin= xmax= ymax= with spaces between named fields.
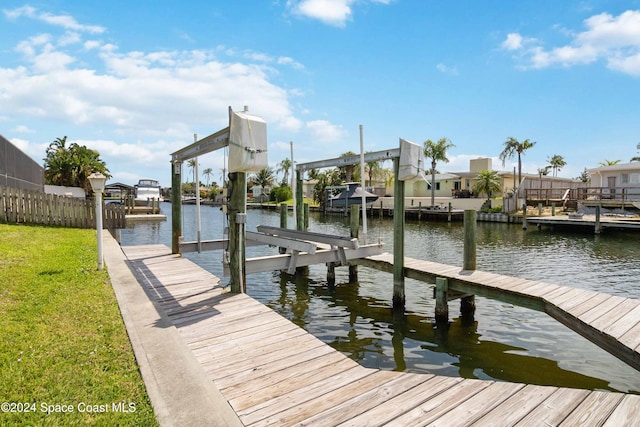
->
xmin=454 ymin=181 xmax=461 ymax=190
xmin=622 ymin=174 xmax=629 ymax=184
xmin=436 ymin=182 xmax=440 ymax=191
xmin=622 ymin=173 xmax=640 ymax=184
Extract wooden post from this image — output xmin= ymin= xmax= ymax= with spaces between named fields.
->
xmin=304 ymin=203 xmax=309 ymax=231
xmin=435 ymin=277 xmax=449 ymax=323
xmin=349 ymin=204 xmax=359 ymax=282
xmin=418 ymin=201 xmax=422 ymax=220
xmin=462 ymin=210 xmax=476 ymax=318
xmin=595 ymin=205 xmax=601 ymax=234
xmin=171 ymin=160 xmax=182 ymax=254
xmin=296 ymin=170 xmax=304 ymax=231
xmin=538 ymin=202 xmax=542 ymax=216
xmin=379 ymin=200 xmax=383 ymax=219
xmin=551 ymin=202 xmax=556 ymax=216
xmin=279 ymin=203 xmax=287 ymax=254
xmin=228 ymin=171 xmax=247 ymax=293
xmin=448 ymin=202 xmax=452 ymax=222
xmin=295 ymin=171 xmax=308 ymax=274
xmin=393 ymin=157 xmax=405 ymax=311
xmin=327 ymin=262 xmax=335 ymax=286
xmin=522 ymin=203 xmax=528 ymax=230
xmin=463 ymin=210 xmax=476 ymax=270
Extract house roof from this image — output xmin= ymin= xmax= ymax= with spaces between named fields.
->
xmin=587 ymin=162 xmax=640 ymax=173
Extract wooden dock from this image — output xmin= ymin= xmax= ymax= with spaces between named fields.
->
xmin=355 ymin=253 xmax=640 ymax=373
xmin=122 ymin=244 xmax=640 ymax=426
xmin=526 ymin=214 xmax=640 ymax=232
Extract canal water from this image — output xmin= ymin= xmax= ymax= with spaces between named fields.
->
xmin=120 ymin=202 xmax=640 ymax=394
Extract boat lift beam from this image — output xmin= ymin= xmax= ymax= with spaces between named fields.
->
xmin=295 ymin=148 xmax=399 ymax=172
xmin=224 ymin=243 xmax=384 ymax=276
xmin=179 ymin=230 xmax=318 ymax=254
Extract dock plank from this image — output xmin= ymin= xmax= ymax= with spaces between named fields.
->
xmin=119 ymin=244 xmax=640 ymax=427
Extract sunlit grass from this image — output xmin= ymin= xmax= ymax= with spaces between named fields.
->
xmin=0 ymin=224 xmax=157 ymax=426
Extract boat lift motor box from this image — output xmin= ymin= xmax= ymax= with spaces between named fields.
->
xmin=398 ymin=138 xmax=426 ymax=181
xmin=229 ymin=111 xmax=268 ymax=173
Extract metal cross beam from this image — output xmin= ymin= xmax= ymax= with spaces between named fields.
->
xmin=256 ymin=225 xmax=359 ymax=249
xmin=171 ymin=126 xmax=230 ymax=163
xmin=295 ymin=148 xmax=400 ymax=172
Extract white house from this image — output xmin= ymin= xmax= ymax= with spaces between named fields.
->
xmin=587 ymin=162 xmax=640 ymax=201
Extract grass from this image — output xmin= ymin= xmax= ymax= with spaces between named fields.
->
xmin=0 ymin=224 xmax=157 ymax=426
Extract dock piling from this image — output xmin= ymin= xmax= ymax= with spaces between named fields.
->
xmin=349 ymin=204 xmax=359 ymax=282
xmin=462 ymin=210 xmax=476 ymax=318
xmin=435 ymin=277 xmax=449 ymax=323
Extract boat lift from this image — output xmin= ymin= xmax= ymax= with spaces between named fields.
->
xmin=294 ymin=138 xmax=426 ymax=309
xmin=169 ymin=108 xmax=387 ymax=294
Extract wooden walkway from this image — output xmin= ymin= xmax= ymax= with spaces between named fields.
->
xmin=122 ymin=244 xmax=640 ymax=426
xmin=354 ymin=253 xmax=640 ymax=373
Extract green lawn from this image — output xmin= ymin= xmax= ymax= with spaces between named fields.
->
xmin=0 ymin=224 xmax=157 ymax=426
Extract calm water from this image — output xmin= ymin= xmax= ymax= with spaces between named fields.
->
xmin=120 ymin=202 xmax=640 ymax=393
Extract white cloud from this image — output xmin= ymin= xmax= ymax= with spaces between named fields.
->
xmin=3 ymin=5 xmax=105 ymax=33
xmin=306 ymin=119 xmax=345 ymax=142
xmin=502 ymin=10 xmax=640 ymax=76
xmin=436 ymin=63 xmax=458 ymax=75
xmin=287 ymin=0 xmax=392 ymax=27
xmin=0 ymin=6 xmax=322 ymax=185
xmin=501 ymin=33 xmax=525 ymax=51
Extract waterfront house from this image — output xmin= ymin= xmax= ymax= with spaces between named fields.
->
xmin=586 ymin=162 xmax=640 ymax=203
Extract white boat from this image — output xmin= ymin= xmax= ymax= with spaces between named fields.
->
xmin=134 ymin=179 xmax=161 ymax=205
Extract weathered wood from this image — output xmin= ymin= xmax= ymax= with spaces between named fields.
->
xmin=393 ymin=157 xmax=405 ymax=310
xmin=435 ymin=277 xmax=448 ymax=322
xmin=119 ymin=243 xmax=640 ymax=427
xmin=228 ymin=171 xmax=246 ymax=293
xmin=349 ymin=204 xmax=359 ymax=281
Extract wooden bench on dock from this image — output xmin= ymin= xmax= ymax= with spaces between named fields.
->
xmin=120 ymin=244 xmax=640 ymax=426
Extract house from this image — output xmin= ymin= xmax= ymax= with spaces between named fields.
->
xmin=586 ymin=162 xmax=640 ymax=202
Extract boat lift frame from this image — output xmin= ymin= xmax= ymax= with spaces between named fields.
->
xmin=169 ymin=108 xmax=385 ymax=294
xmin=295 ymin=144 xmax=410 ymax=309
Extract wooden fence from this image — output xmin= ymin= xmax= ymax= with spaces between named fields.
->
xmin=0 ymin=186 xmax=125 ymax=230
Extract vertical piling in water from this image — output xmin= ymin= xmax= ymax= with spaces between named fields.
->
xmin=380 ymin=200 xmax=383 ymax=219
xmin=435 ymin=277 xmax=449 ymax=323
xmin=461 ymin=210 xmax=476 ymax=318
xmin=393 ymin=157 xmax=405 ymax=311
xmin=551 ymin=202 xmax=556 ymax=216
xmin=171 ymin=160 xmax=182 ymax=254
xmin=538 ymin=203 xmax=543 ymax=216
xmin=349 ymin=204 xmax=359 ymax=282
xmin=279 ymin=203 xmax=287 ymax=254
xmin=304 ymin=203 xmax=309 ymax=231
xmin=595 ymin=205 xmax=601 ymax=234
xmin=522 ymin=203 xmax=528 ymax=230
xmin=448 ymin=202 xmax=452 ymax=222
xmin=228 ymin=171 xmax=247 ymax=293
xmin=418 ymin=202 xmax=422 ymax=220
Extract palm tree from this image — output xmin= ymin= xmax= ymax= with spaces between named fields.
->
xmin=276 ymin=158 xmax=292 ymax=185
xmin=598 ymin=159 xmax=621 ymax=167
xmin=473 ymin=169 xmax=502 ymax=202
xmin=547 ymin=154 xmax=566 ymax=177
xmin=44 ymin=136 xmax=110 ymax=192
xmin=499 ymin=137 xmax=536 ymax=189
xmin=537 ymin=166 xmax=550 ymax=178
xmin=252 ymin=167 xmax=275 ymax=200
xmin=202 ymin=168 xmax=213 ymax=187
xmin=365 ymin=157 xmax=382 ymax=188
xmin=338 ymin=151 xmax=357 ymax=182
xmin=423 ymin=137 xmax=455 ymax=208
xmin=187 ymin=159 xmax=197 ymax=184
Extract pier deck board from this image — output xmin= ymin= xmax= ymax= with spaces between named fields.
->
xmin=354 ymin=252 xmax=640 ymax=372
xmin=121 ymin=244 xmax=640 ymax=426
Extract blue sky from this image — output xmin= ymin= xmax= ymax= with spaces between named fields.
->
xmin=1 ymin=1 xmax=639 ymax=187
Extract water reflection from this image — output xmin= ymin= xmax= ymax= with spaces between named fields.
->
xmin=120 ymin=203 xmax=640 ymax=393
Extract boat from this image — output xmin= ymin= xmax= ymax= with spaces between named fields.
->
xmin=327 ymin=182 xmax=379 ymax=208
xmin=134 ymin=178 xmax=162 ymax=205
